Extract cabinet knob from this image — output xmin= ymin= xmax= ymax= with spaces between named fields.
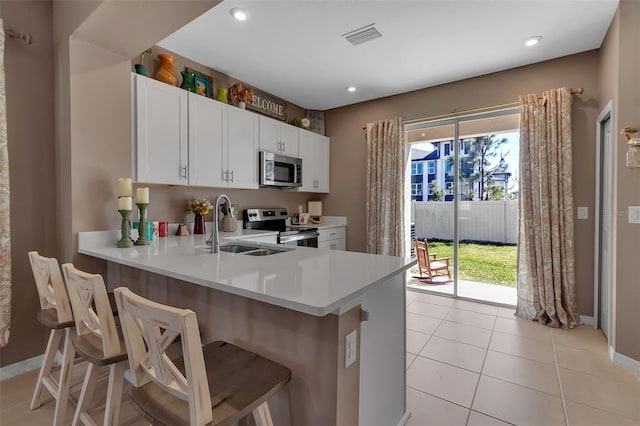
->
xmin=181 ymin=165 xmax=187 ymax=179
xmin=223 ymin=170 xmax=228 ymax=182
xmin=230 ymin=170 xmax=234 ymax=182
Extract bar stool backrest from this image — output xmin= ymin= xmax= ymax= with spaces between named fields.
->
xmin=114 ymin=286 xmax=212 ymax=425
xmin=28 ymin=251 xmax=72 ymax=324
xmin=61 ymin=263 xmax=121 ymax=358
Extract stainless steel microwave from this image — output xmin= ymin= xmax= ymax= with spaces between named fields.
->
xmin=259 ymin=151 xmax=302 ymax=188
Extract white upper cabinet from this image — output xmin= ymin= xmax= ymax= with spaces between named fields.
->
xmin=298 ymin=129 xmax=330 ymax=193
xmin=226 ymin=107 xmax=258 ymax=189
xmin=187 ymin=92 xmax=225 ymax=187
xmin=258 ymin=115 xmax=299 ymax=157
xmin=134 ymin=74 xmax=188 ymax=185
xmin=133 ymin=73 xmax=326 ymax=192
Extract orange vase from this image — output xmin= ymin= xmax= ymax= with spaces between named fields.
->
xmin=155 ymin=53 xmax=178 ymax=86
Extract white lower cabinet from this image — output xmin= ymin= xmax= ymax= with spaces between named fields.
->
xmin=317 ymin=227 xmax=346 ymax=251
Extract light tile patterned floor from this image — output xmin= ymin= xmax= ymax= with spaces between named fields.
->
xmin=2 ymin=289 xmax=639 ymax=425
xmin=406 ymin=290 xmax=640 ymax=426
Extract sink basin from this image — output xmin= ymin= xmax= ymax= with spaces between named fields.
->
xmin=244 ymin=248 xmax=289 ymax=256
xmin=219 ymin=244 xmax=260 ymax=253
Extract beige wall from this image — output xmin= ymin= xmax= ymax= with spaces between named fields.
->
xmin=611 ymin=1 xmax=640 ymax=361
xmin=325 ymin=51 xmax=601 ymax=316
xmin=0 ymin=0 xmax=56 ymax=366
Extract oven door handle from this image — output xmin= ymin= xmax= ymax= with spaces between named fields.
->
xmin=278 ymin=232 xmax=319 ymax=244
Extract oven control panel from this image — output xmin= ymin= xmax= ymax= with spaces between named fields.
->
xmin=244 ymin=208 xmax=289 ymax=222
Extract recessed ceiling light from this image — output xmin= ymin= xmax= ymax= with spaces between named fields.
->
xmin=524 ymin=36 xmax=542 ymax=47
xmin=347 ymin=86 xmax=356 ymax=92
xmin=230 ymin=7 xmax=248 ymax=21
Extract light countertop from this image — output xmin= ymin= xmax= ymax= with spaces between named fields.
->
xmin=290 ymin=215 xmax=347 ymax=229
xmin=78 ymin=230 xmax=413 ymax=317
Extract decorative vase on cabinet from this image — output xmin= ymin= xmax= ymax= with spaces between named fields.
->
xmin=216 ymin=88 xmax=228 ymax=103
xmin=155 ymin=53 xmax=178 ymax=86
xmin=180 ymin=70 xmax=197 ymax=92
xmin=194 ymin=213 xmax=205 ymax=234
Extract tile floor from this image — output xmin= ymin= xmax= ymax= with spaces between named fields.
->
xmin=1 ymin=290 xmax=639 ymax=425
xmin=406 ymin=290 xmax=640 ymax=426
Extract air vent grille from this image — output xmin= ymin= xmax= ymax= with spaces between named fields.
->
xmin=342 ymin=24 xmax=382 ymax=46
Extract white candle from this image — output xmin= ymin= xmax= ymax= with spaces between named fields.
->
xmin=118 ymin=178 xmax=132 ymax=197
xmin=136 ymin=187 xmax=149 ymax=204
xmin=118 ymin=196 xmax=132 ymax=211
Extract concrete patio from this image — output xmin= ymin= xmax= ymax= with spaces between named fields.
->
xmin=407 ymin=275 xmax=517 ymax=306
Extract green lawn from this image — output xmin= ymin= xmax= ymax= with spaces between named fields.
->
xmin=416 ymin=241 xmax=518 ymax=287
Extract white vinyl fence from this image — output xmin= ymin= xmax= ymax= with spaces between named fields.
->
xmin=411 ymin=200 xmax=519 ymax=244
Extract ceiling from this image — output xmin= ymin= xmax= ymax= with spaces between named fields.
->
xmin=158 ymin=0 xmax=618 ymax=111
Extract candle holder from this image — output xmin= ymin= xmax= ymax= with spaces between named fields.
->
xmin=117 ymin=209 xmax=134 ymax=248
xmin=135 ymin=203 xmax=149 ymax=246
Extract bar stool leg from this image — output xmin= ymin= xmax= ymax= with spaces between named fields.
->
xmin=53 ymin=328 xmax=75 ymax=426
xmin=30 ymin=329 xmax=64 ymax=410
xmin=72 ymin=363 xmax=100 ymax=426
xmin=252 ymin=402 xmax=274 ymax=426
xmin=103 ymin=361 xmax=126 ymax=426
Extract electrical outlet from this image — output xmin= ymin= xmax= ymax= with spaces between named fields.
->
xmin=629 ymin=206 xmax=640 ymax=224
xmin=345 ymin=330 xmax=357 ymax=368
xmin=577 ymin=206 xmax=589 ymax=220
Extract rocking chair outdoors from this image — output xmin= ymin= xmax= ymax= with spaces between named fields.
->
xmin=412 ymin=238 xmax=452 ymax=283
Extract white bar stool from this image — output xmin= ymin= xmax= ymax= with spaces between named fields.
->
xmin=28 ymin=251 xmax=76 ymax=426
xmin=62 ymin=263 xmax=128 ymax=426
xmin=114 ymin=286 xmax=292 ymax=426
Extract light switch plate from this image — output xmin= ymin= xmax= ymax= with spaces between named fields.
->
xmin=629 ymin=206 xmax=640 ymax=224
xmin=345 ymin=330 xmax=357 ymax=368
xmin=577 ymin=207 xmax=589 ymax=220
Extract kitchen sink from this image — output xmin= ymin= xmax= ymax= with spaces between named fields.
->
xmin=219 ymin=244 xmax=261 ymax=253
xmin=243 ymin=248 xmax=289 ymax=256
xmin=218 ymin=244 xmax=292 ymax=256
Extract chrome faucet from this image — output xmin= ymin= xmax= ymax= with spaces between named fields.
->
xmin=210 ymin=194 xmax=231 ymax=253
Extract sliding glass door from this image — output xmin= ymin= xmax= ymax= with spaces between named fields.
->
xmin=406 ymin=109 xmax=519 ymax=306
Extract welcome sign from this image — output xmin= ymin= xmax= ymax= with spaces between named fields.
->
xmin=247 ymin=89 xmax=288 ymax=121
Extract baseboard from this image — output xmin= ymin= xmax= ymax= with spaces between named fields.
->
xmin=397 ymin=411 xmax=411 ymax=426
xmin=0 ymin=354 xmax=44 ymax=381
xmin=609 ymin=347 xmax=640 ymax=374
xmin=580 ymin=315 xmax=595 ymax=326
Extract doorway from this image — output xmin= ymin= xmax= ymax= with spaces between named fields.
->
xmin=595 ymin=101 xmax=614 ymax=339
xmin=405 ymin=108 xmax=520 ymax=306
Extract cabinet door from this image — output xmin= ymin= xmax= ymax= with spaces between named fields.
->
xmin=135 ymin=75 xmax=187 ymax=184
xmin=298 ymin=130 xmax=318 ymax=191
xmin=298 ymin=130 xmax=329 ymax=193
xmin=188 ymin=93 xmax=225 ymax=187
xmin=279 ymin=123 xmax=299 ymax=157
xmin=226 ymin=106 xmax=258 ymax=189
xmin=258 ymin=116 xmax=299 ymax=157
xmin=315 ymin=134 xmax=330 ymax=192
xmin=258 ymin=115 xmax=279 ymax=153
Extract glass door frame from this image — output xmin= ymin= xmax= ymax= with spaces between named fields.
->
xmin=405 ymin=106 xmax=520 ymax=302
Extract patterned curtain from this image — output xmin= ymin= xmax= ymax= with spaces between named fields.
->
xmin=0 ymin=19 xmax=11 ymax=346
xmin=516 ymin=87 xmax=579 ymax=328
xmin=365 ymin=117 xmax=406 ymax=256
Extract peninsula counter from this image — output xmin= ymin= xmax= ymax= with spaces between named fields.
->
xmin=78 ymin=231 xmax=414 ymax=426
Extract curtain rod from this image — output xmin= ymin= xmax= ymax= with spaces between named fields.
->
xmin=363 ymin=87 xmax=585 ymax=130
xmin=4 ymin=28 xmax=32 ymax=44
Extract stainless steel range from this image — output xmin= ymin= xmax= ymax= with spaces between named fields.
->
xmin=243 ymin=208 xmax=319 ymax=247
